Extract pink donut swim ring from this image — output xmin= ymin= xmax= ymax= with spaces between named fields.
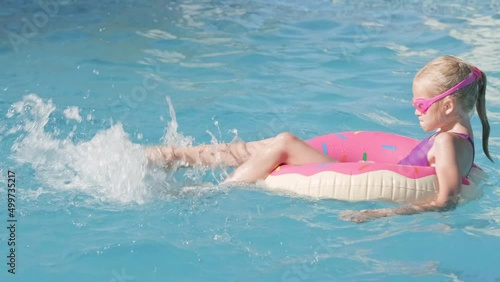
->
xmin=264 ymin=131 xmax=483 ymax=204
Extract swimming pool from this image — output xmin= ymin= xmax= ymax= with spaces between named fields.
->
xmin=1 ymin=0 xmax=499 ymax=281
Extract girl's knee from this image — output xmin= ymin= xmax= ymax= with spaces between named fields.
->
xmin=274 ymin=132 xmax=300 ymax=147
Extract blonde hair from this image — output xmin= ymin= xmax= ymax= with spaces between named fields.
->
xmin=416 ymin=55 xmax=492 ymax=162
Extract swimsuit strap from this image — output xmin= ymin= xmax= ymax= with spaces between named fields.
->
xmin=452 ymin=132 xmax=474 ymax=146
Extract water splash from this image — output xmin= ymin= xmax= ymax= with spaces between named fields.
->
xmin=4 ymin=94 xmax=235 ymax=204
xmin=159 ymin=96 xmax=237 ymax=184
xmin=6 ymin=94 xmax=152 ymax=204
xmin=161 ymin=96 xmax=194 ymax=147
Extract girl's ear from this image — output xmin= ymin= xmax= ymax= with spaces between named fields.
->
xmin=444 ymin=98 xmax=454 ymax=115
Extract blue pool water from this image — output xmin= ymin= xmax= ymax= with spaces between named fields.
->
xmin=1 ymin=0 xmax=500 ymax=281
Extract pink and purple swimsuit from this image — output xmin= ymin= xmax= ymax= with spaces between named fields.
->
xmin=398 ymin=132 xmax=474 ymax=170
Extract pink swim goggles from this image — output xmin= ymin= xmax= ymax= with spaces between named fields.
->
xmin=413 ymin=67 xmax=482 ymax=114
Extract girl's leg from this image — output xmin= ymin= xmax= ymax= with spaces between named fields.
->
xmin=145 ymin=137 xmax=275 ymax=167
xmin=224 ymin=132 xmax=335 ymax=183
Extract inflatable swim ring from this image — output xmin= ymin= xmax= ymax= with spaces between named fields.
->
xmin=264 ymin=131 xmax=482 ymax=204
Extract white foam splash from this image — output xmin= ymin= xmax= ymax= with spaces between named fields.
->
xmin=63 ymin=106 xmax=82 ymax=122
xmin=6 ymin=94 xmax=152 ymax=204
xmin=4 ymin=94 xmax=232 ymax=204
xmin=161 ymin=96 xmax=194 ymax=147
xmin=159 ymin=96 xmax=235 ymax=184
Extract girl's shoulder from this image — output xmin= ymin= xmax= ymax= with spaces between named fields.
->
xmin=433 ymin=131 xmax=473 ymax=151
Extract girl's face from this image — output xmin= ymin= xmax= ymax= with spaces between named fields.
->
xmin=412 ymin=77 xmax=447 ymax=132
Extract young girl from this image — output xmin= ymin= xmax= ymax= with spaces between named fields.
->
xmin=145 ymin=55 xmax=493 ymax=222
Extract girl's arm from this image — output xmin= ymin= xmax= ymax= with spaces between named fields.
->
xmin=340 ymin=133 xmax=464 ymax=223
xmin=339 ymin=201 xmax=456 ymax=223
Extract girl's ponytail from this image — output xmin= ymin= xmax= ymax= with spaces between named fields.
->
xmin=475 ymin=69 xmax=493 ymax=162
